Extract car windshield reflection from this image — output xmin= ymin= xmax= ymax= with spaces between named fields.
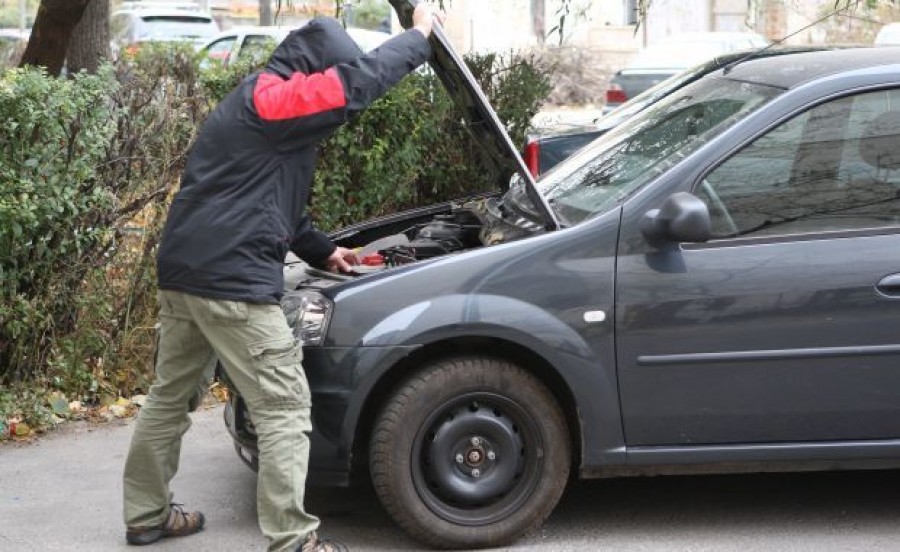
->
xmin=538 ymin=77 xmax=781 ymax=225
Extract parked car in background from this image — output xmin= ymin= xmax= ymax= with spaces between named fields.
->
xmin=604 ymin=31 xmax=769 ymax=113
xmin=524 ymin=45 xmax=838 ymax=177
xmin=111 ymin=5 xmax=219 ymax=57
xmin=0 ymin=28 xmax=29 ymax=67
xmin=200 ymin=25 xmax=392 ymax=68
xmin=874 ymin=22 xmax=900 ymax=46
xmin=223 ymin=7 xmax=900 ymax=547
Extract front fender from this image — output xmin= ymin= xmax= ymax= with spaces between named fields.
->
xmin=335 ymin=293 xmax=625 ymax=470
xmin=360 ymin=293 xmax=593 ymax=357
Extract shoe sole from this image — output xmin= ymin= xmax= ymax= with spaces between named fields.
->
xmin=126 ymin=513 xmax=205 ymax=546
xmin=125 ymin=528 xmax=165 ymax=546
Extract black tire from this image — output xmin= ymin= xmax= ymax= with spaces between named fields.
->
xmin=370 ymin=356 xmax=571 ymax=549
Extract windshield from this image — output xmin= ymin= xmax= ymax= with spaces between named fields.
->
xmin=137 ymin=16 xmax=218 ymax=41
xmin=536 ymin=76 xmax=781 ymax=225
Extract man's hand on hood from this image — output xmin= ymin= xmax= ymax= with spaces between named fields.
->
xmin=325 ymin=246 xmax=359 ymax=273
xmin=412 ymin=3 xmax=445 ymax=38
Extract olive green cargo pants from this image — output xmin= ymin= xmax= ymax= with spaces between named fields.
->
xmin=123 ymin=290 xmax=319 ymax=552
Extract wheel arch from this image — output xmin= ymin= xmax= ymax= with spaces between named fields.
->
xmin=348 ymin=336 xmax=582 ymax=483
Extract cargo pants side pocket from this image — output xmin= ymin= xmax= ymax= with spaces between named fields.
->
xmin=248 ymin=337 xmax=312 ymax=430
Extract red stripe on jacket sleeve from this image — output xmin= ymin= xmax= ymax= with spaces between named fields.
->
xmin=253 ymin=68 xmax=347 ymax=121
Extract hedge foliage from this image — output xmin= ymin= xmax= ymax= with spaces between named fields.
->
xmin=0 ymin=41 xmax=552 ymax=428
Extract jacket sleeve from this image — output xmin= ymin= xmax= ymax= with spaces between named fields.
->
xmin=252 ymin=29 xmax=431 ymax=147
xmin=290 ymin=215 xmax=336 ymax=265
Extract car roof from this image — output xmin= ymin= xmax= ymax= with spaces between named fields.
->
xmin=210 ymin=26 xmax=294 ymax=39
xmin=203 ymin=25 xmax=391 ymax=51
xmin=0 ymin=28 xmax=29 ymax=39
xmin=344 ymin=27 xmax=392 ymax=51
xmin=113 ymin=8 xmax=213 ymax=20
xmin=718 ymin=46 xmax=900 ymax=90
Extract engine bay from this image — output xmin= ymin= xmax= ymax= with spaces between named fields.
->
xmin=284 ymin=195 xmax=543 ymax=290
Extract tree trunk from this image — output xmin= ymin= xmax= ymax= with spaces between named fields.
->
xmin=531 ymin=0 xmax=545 ymax=40
xmin=67 ymin=0 xmax=110 ymax=74
xmin=19 ymin=0 xmax=92 ymax=76
xmin=260 ymin=0 xmax=273 ymax=26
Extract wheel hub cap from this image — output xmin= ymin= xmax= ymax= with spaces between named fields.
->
xmin=423 ymin=402 xmax=524 ymax=506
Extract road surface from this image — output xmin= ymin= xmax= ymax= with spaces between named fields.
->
xmin=2 ymin=405 xmax=899 ymax=551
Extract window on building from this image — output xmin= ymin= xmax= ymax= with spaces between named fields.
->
xmin=624 ymin=0 xmax=638 ymax=26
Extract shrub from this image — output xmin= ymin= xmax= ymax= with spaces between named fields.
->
xmin=0 ymin=66 xmax=118 ymax=387
xmin=0 ymin=44 xmax=208 ymax=422
xmin=313 ymin=50 xmax=552 ymax=231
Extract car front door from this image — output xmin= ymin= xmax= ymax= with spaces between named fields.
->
xmin=616 ymin=87 xmax=900 ymax=446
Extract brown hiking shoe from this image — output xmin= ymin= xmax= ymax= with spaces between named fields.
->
xmin=299 ymin=531 xmax=349 ymax=552
xmin=126 ymin=503 xmax=205 ymax=546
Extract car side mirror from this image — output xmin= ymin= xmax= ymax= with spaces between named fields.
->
xmin=640 ymin=192 xmax=711 ymax=244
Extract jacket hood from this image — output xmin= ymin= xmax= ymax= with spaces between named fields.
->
xmin=265 ymin=17 xmax=364 ymax=78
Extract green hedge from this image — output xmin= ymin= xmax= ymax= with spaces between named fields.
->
xmin=0 ymin=43 xmax=552 ymax=429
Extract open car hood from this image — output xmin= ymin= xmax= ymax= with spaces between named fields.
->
xmin=389 ymin=0 xmax=559 ymax=231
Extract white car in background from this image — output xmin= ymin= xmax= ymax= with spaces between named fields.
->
xmin=874 ymin=22 xmax=900 ymax=46
xmin=604 ymin=31 xmax=770 ymax=112
xmin=200 ymin=25 xmax=393 ymax=67
xmin=111 ymin=6 xmax=220 ymax=57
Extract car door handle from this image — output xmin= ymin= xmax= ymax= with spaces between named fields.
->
xmin=875 ymin=273 xmax=900 ymax=296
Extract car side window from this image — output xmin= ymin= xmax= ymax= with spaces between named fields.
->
xmin=697 ymin=88 xmax=900 ymax=239
xmin=238 ymin=35 xmax=277 ymax=64
xmin=204 ymin=37 xmax=237 ymax=65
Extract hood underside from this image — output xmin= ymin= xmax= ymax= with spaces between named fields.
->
xmin=388 ymin=0 xmax=559 ymax=231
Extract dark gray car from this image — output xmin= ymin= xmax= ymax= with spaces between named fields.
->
xmin=224 ymin=5 xmax=900 ymax=548
xmin=524 ymin=46 xmax=841 ymax=176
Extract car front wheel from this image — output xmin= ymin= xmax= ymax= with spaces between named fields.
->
xmin=370 ymin=356 xmax=571 ymax=549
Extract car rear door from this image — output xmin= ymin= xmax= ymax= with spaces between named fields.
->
xmin=615 ymin=86 xmax=900 ymax=446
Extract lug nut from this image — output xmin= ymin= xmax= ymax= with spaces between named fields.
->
xmin=455 ymin=453 xmax=464 ymax=464
xmin=471 ymin=469 xmax=481 ymax=478
xmin=471 ymin=437 xmax=481 ymax=447
xmin=487 ymin=451 xmax=496 ymax=461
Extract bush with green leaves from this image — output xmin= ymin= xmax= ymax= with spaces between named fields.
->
xmin=314 ymin=50 xmax=552 ymax=230
xmin=0 ymin=66 xmax=118 ymax=386
xmin=0 ymin=44 xmax=208 ymax=428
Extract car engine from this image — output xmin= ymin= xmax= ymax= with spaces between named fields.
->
xmin=284 ymin=196 xmax=541 ymax=289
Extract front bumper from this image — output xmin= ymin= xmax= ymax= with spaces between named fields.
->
xmin=223 ymin=394 xmax=259 ymax=472
xmin=223 ymin=382 xmax=353 ymax=487
xmin=223 ymin=343 xmax=422 ymax=487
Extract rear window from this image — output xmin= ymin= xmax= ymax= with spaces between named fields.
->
xmin=136 ymin=16 xmax=218 ymax=40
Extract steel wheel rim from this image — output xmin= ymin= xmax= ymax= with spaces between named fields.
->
xmin=410 ymin=391 xmax=545 ymax=526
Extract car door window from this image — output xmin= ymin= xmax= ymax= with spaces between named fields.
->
xmin=238 ymin=35 xmax=277 ymax=64
xmin=697 ymin=89 xmax=900 ymax=238
xmin=205 ymin=36 xmax=237 ymax=64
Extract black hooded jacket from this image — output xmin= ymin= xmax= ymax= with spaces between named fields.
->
xmin=156 ymin=18 xmax=431 ymax=304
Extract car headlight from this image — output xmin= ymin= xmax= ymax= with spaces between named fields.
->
xmin=281 ymin=290 xmax=332 ymax=347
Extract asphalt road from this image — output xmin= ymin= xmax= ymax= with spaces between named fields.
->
xmin=2 ymin=405 xmax=900 ymax=552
